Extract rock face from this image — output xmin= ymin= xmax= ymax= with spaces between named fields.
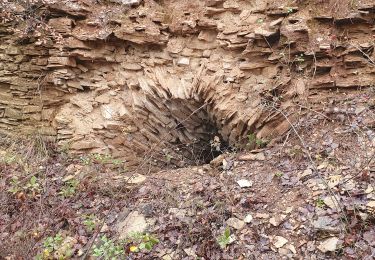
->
xmin=1 ymin=0 xmax=375 ymax=170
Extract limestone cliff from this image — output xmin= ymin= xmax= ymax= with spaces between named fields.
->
xmin=1 ymin=0 xmax=374 ymax=169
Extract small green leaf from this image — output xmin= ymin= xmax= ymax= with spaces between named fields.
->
xmin=30 ymin=176 xmax=37 ymax=185
xmin=139 ymin=243 xmax=145 ymax=250
xmin=149 ymin=237 xmax=159 ymax=245
xmin=145 ymin=242 xmax=153 ymax=250
xmin=224 ymin=227 xmax=230 ymax=238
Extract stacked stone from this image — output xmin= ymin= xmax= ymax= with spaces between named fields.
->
xmin=1 ymin=0 xmax=374 ymax=170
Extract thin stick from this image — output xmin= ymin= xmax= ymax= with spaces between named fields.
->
xmin=265 ymin=101 xmax=349 ymax=229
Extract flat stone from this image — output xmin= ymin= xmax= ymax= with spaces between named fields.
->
xmin=236 ymin=179 xmax=253 ymax=188
xmin=70 ymin=140 xmax=102 ymax=150
xmin=273 ymin=236 xmax=288 ymax=248
xmin=323 ymin=196 xmax=341 ymax=211
xmin=269 ymin=214 xmax=287 ymax=226
xmin=127 ymin=174 xmax=146 ymax=184
xmin=117 ymin=211 xmax=148 ymax=240
xmin=4 ymin=108 xmax=23 ymax=120
xmin=317 ymin=237 xmax=339 ymax=253
xmin=312 ymin=216 xmax=341 ymax=232
xmin=109 ymin=0 xmax=141 ymax=5
xmin=238 ymin=152 xmax=265 ymax=161
xmin=177 ymin=57 xmax=190 ymax=66
xmin=226 ymin=217 xmax=245 ymax=230
xmin=122 ymin=63 xmax=143 ymax=71
xmin=168 ymin=208 xmax=187 ymax=218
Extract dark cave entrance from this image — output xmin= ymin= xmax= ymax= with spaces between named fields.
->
xmin=160 ymin=98 xmax=231 ymax=167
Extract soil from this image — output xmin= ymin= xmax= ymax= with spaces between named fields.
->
xmin=1 ymin=87 xmax=375 ymax=259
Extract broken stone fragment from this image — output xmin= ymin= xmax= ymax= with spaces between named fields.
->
xmin=323 ymin=196 xmax=341 ymax=211
xmin=48 ymin=18 xmax=73 ymax=35
xmin=117 ymin=211 xmax=148 ymax=240
xmin=70 ymin=140 xmax=102 ymax=150
xmin=312 ymin=216 xmax=341 ymax=233
xmin=122 ymin=63 xmax=143 ymax=71
xmin=238 ymin=152 xmax=265 ymax=161
xmin=273 ymin=236 xmax=288 ymax=248
xmin=317 ymin=237 xmax=340 ymax=253
xmin=269 ymin=214 xmax=287 ymax=227
xmin=4 ymin=108 xmax=22 ymax=120
xmin=255 ymin=213 xmax=270 ymax=219
xmin=177 ymin=57 xmax=190 ymax=66
xmin=244 ymin=214 xmax=253 ymax=223
xmin=126 ymin=174 xmax=147 ymax=184
xmin=109 ymin=0 xmax=141 ymax=6
xmin=236 ymin=179 xmax=253 ymax=188
xmin=226 ymin=217 xmax=245 ymax=230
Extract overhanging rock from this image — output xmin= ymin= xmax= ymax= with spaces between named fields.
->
xmin=1 ymin=0 xmax=374 ymax=170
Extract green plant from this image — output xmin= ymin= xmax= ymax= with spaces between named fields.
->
xmin=8 ymin=175 xmax=42 ymax=197
xmin=286 ymin=7 xmax=293 ymax=13
xmin=8 ymin=176 xmax=21 ymax=194
xmin=127 ymin=232 xmax=159 ymax=253
xmin=92 ymin=236 xmax=124 ymax=259
xmin=316 ymin=198 xmax=325 ymax=208
xmin=92 ymin=153 xmax=111 ymax=163
xmin=247 ymin=133 xmax=268 ymax=149
xmin=217 ymin=227 xmax=232 ymax=249
xmin=43 ymin=233 xmax=63 ymax=253
xmin=83 ymin=214 xmax=97 ymax=232
xmin=112 ymin=159 xmax=122 ymax=165
xmin=247 ymin=133 xmax=257 ymax=148
xmin=59 ymin=179 xmax=79 ymax=198
xmin=294 ymin=54 xmax=305 ymax=63
xmin=36 ymin=233 xmax=73 ymax=260
xmin=275 ymin=172 xmax=283 ymax=178
xmin=288 ymin=146 xmax=303 ymax=159
xmin=255 ymin=138 xmax=268 ymax=148
xmin=24 ymin=176 xmax=41 ymax=193
xmin=79 ymin=156 xmax=91 ymax=165
xmin=1 ymin=152 xmax=17 ymax=164
xmin=256 ymin=18 xmax=264 ymax=24
xmin=80 ymin=153 xmax=123 ymax=166
xmin=165 ymin=154 xmax=173 ymax=164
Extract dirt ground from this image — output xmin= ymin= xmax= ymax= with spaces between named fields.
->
xmin=1 ymin=88 xmax=375 ymax=259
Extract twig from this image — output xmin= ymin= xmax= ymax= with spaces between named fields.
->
xmin=350 ymin=43 xmax=375 ymax=67
xmin=264 ymin=100 xmax=349 ymax=229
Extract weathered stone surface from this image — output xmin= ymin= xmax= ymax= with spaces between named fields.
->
xmin=1 ymin=0 xmax=374 ymax=171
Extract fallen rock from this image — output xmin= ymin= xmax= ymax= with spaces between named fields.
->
xmin=256 ymin=213 xmax=270 ymax=219
xmin=286 ymin=244 xmax=297 ymax=254
xmin=177 ymin=57 xmax=190 ymax=66
xmin=210 ymin=154 xmax=225 ymax=167
xmin=236 ymin=179 xmax=253 ymax=188
xmin=312 ymin=216 xmax=341 ymax=233
xmin=117 ymin=211 xmax=148 ymax=240
xmin=110 ymin=0 xmax=142 ymax=6
xmin=244 ymin=214 xmax=253 ymax=223
xmin=273 ymin=236 xmax=288 ymax=248
xmin=226 ymin=217 xmax=245 ymax=230
xmin=183 ymin=248 xmax=197 ymax=258
xmin=323 ymin=196 xmax=341 ymax=211
xmin=127 ymin=174 xmax=147 ymax=184
xmin=238 ymin=152 xmax=266 ymax=161
xmin=269 ymin=214 xmax=287 ymax=227
xmin=317 ymin=237 xmax=340 ymax=253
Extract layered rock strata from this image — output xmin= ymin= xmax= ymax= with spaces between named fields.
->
xmin=1 ymin=0 xmax=374 ymax=169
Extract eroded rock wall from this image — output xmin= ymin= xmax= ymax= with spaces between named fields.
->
xmin=1 ymin=0 xmax=375 ymax=169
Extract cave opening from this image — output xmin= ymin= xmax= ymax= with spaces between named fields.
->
xmin=158 ymin=98 xmax=232 ymax=168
